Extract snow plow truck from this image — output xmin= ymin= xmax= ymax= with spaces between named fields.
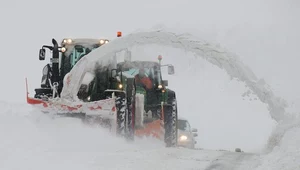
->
xmin=26 ymin=33 xmax=178 ymax=147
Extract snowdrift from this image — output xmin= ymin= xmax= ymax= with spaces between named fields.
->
xmin=255 ymin=114 xmax=300 ymax=170
xmin=0 ymin=101 xmax=223 ymax=170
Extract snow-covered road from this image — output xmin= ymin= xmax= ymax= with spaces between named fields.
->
xmin=0 ymin=102 xmax=228 ymax=170
xmin=205 ymin=151 xmax=260 ymax=170
xmin=4 ymin=101 xmax=297 ymax=170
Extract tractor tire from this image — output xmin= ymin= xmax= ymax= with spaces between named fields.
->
xmin=115 ymin=94 xmax=127 ymax=137
xmin=125 ymin=78 xmax=136 ymax=141
xmin=164 ymin=98 xmax=178 ymax=147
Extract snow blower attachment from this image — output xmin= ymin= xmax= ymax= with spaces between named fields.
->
xmin=26 ymin=33 xmax=178 ymax=147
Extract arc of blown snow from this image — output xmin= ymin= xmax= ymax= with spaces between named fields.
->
xmin=61 ymin=30 xmax=287 ymax=122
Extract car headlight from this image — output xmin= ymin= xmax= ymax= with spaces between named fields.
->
xmin=179 ymin=135 xmax=188 ymax=141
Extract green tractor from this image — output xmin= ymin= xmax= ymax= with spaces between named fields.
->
xmin=116 ymin=57 xmax=178 ymax=147
xmin=77 ymin=54 xmax=178 ymax=147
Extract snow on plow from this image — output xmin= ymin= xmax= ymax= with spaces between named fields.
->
xmin=26 ymin=33 xmax=178 ymax=147
xmin=26 ymin=80 xmax=116 ymax=117
xmin=26 ymin=77 xmax=119 ymax=131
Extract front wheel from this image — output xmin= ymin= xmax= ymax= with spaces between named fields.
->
xmin=164 ymin=98 xmax=178 ymax=147
xmin=115 ymin=94 xmax=127 ymax=137
xmin=125 ymin=78 xmax=136 ymax=141
xmin=109 ymin=89 xmax=135 ymax=141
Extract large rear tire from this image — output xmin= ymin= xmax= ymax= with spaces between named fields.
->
xmin=125 ymin=78 xmax=136 ymax=141
xmin=115 ymin=93 xmax=127 ymax=137
xmin=164 ymin=98 xmax=178 ymax=147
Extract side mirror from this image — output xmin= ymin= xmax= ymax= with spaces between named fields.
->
xmin=192 ymin=128 xmax=198 ymax=132
xmin=168 ymin=65 xmax=175 ymax=75
xmin=163 ymin=80 xmax=168 ymax=86
xmin=193 ymin=133 xmax=198 ymax=137
xmin=39 ymin=49 xmax=46 ymax=60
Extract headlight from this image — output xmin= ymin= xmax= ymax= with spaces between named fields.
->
xmin=158 ymin=84 xmax=162 ymax=89
xmin=179 ymin=135 xmax=188 ymax=141
xmin=67 ymin=39 xmax=72 ymax=44
xmin=60 ymin=47 xmax=66 ymax=52
xmin=87 ymin=96 xmax=91 ymax=101
xmin=118 ymin=84 xmax=123 ymax=89
xmin=63 ymin=38 xmax=72 ymax=44
xmin=105 ymin=40 xmax=109 ymax=43
xmin=100 ymin=39 xmax=105 ymax=44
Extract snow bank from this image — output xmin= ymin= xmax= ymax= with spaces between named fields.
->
xmin=0 ymin=101 xmax=223 ymax=170
xmin=62 ymin=28 xmax=287 ymax=123
xmin=0 ymin=102 xmax=137 ymax=170
xmin=254 ymin=115 xmax=300 ymax=170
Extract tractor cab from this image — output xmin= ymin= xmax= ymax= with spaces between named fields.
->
xmin=59 ymin=38 xmax=110 ymax=80
xmin=35 ymin=38 xmax=110 ymax=99
xmin=117 ymin=59 xmax=174 ymax=112
xmin=117 ymin=61 xmax=165 ymax=91
xmin=117 ymin=58 xmax=174 ymax=90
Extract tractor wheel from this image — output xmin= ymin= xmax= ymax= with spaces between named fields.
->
xmin=115 ymin=94 xmax=127 ymax=137
xmin=164 ymin=98 xmax=178 ymax=147
xmin=125 ymin=78 xmax=136 ymax=141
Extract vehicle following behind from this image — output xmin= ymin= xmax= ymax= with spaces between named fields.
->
xmin=177 ymin=117 xmax=198 ymax=149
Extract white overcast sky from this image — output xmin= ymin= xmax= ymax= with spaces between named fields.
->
xmin=0 ymin=0 xmax=299 ymax=106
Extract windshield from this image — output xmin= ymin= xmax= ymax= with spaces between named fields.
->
xmin=122 ymin=68 xmax=152 ymax=78
xmin=68 ymin=45 xmax=99 ymax=66
xmin=60 ymin=44 xmax=100 ymax=78
xmin=117 ymin=61 xmax=163 ymax=86
xmin=178 ymin=119 xmax=191 ymax=132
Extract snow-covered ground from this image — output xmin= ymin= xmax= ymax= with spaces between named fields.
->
xmin=254 ymin=114 xmax=300 ymax=170
xmin=0 ymin=101 xmax=225 ymax=170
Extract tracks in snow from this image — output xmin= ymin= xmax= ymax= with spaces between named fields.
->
xmin=204 ymin=151 xmax=261 ymax=170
